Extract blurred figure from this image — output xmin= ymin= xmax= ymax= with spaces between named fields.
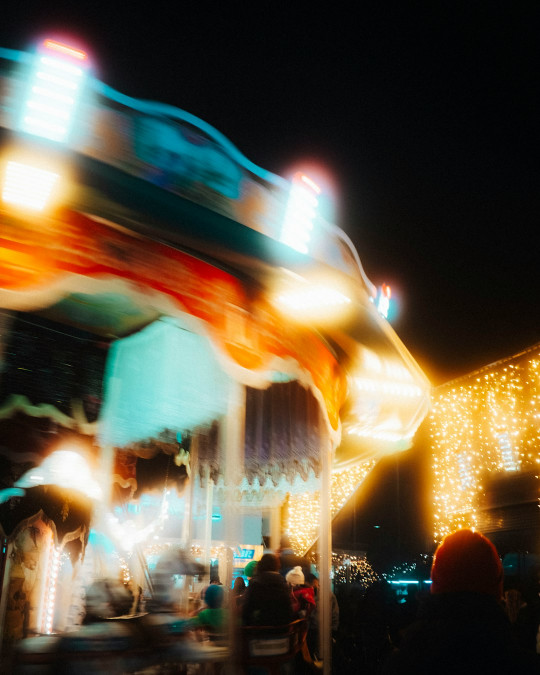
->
xmin=232 ymin=575 xmax=247 ymax=611
xmin=199 ymin=573 xmax=223 ymax=606
xmin=244 ymin=560 xmax=258 ymax=584
xmin=242 ymin=553 xmax=293 ymax=626
xmin=82 ymin=578 xmax=133 ymax=623
xmin=358 ymin=581 xmax=399 ymax=673
xmin=286 ymin=566 xmax=315 ymax=618
xmin=53 ymin=579 xmax=144 ymax=675
xmin=504 ymin=588 xmax=525 ymax=625
xmin=278 ymin=535 xmax=310 ymax=580
xmin=504 ymin=583 xmax=540 ymax=657
xmin=383 ymin=529 xmax=540 ymax=674
xmin=305 ymin=572 xmax=338 ymax=662
xmin=190 ymin=584 xmax=228 ymax=641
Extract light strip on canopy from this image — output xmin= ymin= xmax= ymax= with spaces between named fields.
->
xmin=2 ymin=161 xmax=60 ymax=211
xmin=19 ymin=39 xmax=89 ymax=143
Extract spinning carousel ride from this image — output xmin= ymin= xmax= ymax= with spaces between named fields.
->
xmin=0 ymin=37 xmax=430 ymax=671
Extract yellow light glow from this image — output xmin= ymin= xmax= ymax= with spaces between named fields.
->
xmin=347 ymin=427 xmax=414 ymax=443
xmin=271 ymin=270 xmax=354 ymax=325
xmin=430 ymin=347 xmax=540 ymax=543
xmin=345 ymin=348 xmax=431 ymax=446
xmin=2 ymin=160 xmax=60 ymax=211
xmin=278 ymin=285 xmax=351 ymax=311
xmin=104 ymin=488 xmax=171 ymax=552
xmin=353 ymin=377 xmax=423 ymax=399
xmin=286 ymin=460 xmax=376 ymax=553
xmin=15 ymin=449 xmax=102 ymax=500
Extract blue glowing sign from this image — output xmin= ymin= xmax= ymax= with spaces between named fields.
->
xmin=233 ymin=548 xmax=255 ymax=560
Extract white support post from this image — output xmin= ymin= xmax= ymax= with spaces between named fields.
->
xmin=270 ymin=506 xmax=281 ymax=552
xmin=222 ymin=379 xmax=245 ymax=590
xmin=203 ymin=463 xmax=213 ymax=567
xmin=319 ymin=435 xmax=333 ymax=674
xmin=182 ymin=434 xmax=197 ymax=548
xmin=0 ymin=543 xmax=13 ymax=659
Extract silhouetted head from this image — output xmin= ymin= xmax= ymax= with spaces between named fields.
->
xmin=431 ymin=529 xmax=503 ymax=600
xmin=244 ymin=560 xmax=258 ymax=579
xmin=257 ymin=553 xmax=280 ymax=574
xmin=233 ymin=576 xmax=246 ymax=594
xmin=305 ymin=572 xmax=319 ymax=590
xmin=205 ymin=583 xmax=224 ymax=609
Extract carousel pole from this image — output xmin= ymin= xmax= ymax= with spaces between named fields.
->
xmin=99 ymin=444 xmax=115 ymax=509
xmin=98 ymin=375 xmax=121 ymax=510
xmin=183 ymin=434 xmax=197 ymax=548
xmin=269 ymin=506 xmax=281 ymax=551
xmin=179 ymin=435 xmax=197 ymax=615
xmin=222 ymin=379 xmax=245 ymax=590
xmin=221 ymin=378 xmax=245 ymax=669
xmin=319 ymin=434 xmax=333 ymax=675
xmin=203 ymin=463 xmax=213 ymax=567
xmin=0 ymin=544 xmax=13 ymax=660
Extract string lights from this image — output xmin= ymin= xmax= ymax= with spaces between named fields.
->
xmin=430 ymin=346 xmax=540 ymax=543
xmin=286 ymin=460 xmax=376 ymax=553
xmin=382 ymin=555 xmax=432 ymax=583
xmin=40 ymin=541 xmax=67 ymax=634
xmin=116 ymin=554 xmax=132 ymax=585
xmin=104 ymin=487 xmax=171 ymax=552
xmin=332 ymin=553 xmax=379 ymax=588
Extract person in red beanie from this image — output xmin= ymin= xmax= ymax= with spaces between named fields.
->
xmin=382 ymin=529 xmax=539 ymax=674
xmin=430 ymin=528 xmax=503 ymax=598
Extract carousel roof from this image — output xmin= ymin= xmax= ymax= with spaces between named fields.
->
xmin=0 ymin=40 xmax=430 ymax=492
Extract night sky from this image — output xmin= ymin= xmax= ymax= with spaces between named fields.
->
xmin=2 ymin=4 xmax=539 ymax=385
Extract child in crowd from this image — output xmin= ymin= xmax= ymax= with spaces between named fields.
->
xmin=285 ymin=566 xmax=316 ymax=618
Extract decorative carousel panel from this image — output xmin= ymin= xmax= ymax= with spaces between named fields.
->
xmin=0 ymin=210 xmax=346 ymax=432
xmin=98 ymin=317 xmax=232 ymax=449
xmin=243 ymin=381 xmax=324 ymax=485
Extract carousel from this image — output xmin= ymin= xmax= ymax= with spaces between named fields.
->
xmin=0 ymin=37 xmax=430 ymax=671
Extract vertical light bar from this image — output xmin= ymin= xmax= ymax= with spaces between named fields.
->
xmin=457 ymin=452 xmax=473 ymax=490
xmin=377 ymin=283 xmax=392 ymax=318
xmin=41 ymin=543 xmax=61 ymax=634
xmin=19 ymin=39 xmax=89 ymax=143
xmin=280 ymin=172 xmax=321 ymax=254
xmin=497 ymin=433 xmax=520 ymax=471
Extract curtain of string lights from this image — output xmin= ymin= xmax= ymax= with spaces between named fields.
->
xmin=430 ymin=344 xmax=540 ymax=543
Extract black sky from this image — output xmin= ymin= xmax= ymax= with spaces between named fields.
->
xmin=2 ymin=3 xmax=539 ymax=385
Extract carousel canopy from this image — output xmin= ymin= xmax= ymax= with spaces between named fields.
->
xmin=0 ymin=39 xmax=430 ymax=498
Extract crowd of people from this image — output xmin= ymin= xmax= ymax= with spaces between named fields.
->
xmin=13 ymin=528 xmax=538 ymax=673
xmin=186 ymin=529 xmax=540 ymax=673
xmin=189 ymin=551 xmax=331 ymax=670
xmin=331 ymin=530 xmax=540 ymax=674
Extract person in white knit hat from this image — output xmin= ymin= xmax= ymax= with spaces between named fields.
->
xmin=285 ymin=566 xmax=305 ymax=587
xmin=286 ymin=566 xmax=315 ymax=618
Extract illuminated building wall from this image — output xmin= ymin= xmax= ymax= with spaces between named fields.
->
xmin=430 ymin=344 xmax=540 ymax=544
